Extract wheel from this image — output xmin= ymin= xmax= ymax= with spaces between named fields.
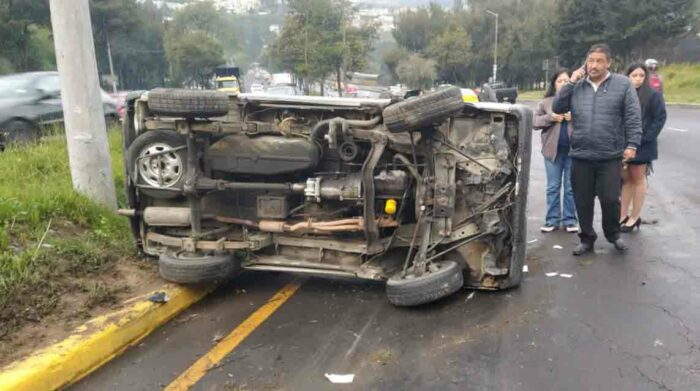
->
xmin=382 ymin=87 xmax=464 ymax=133
xmin=159 ymin=251 xmax=241 ymax=284
xmin=147 ymin=88 xmax=229 ymax=118
xmin=126 ymin=130 xmax=187 ymax=199
xmin=386 ymin=260 xmax=463 ymax=307
xmin=0 ymin=120 xmax=40 ymax=149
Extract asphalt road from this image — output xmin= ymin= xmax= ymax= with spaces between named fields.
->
xmin=73 ymin=104 xmax=700 ymax=391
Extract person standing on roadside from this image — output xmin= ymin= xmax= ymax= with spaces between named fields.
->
xmin=552 ymin=43 xmax=642 ymax=256
xmin=534 ymin=68 xmax=579 ymax=234
xmin=620 ymin=63 xmax=667 ymax=232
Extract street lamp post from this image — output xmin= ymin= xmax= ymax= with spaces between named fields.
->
xmin=486 ymin=9 xmax=498 ymax=83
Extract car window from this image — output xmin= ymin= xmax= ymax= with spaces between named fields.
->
xmin=35 ymin=75 xmax=61 ymax=95
xmin=0 ymin=74 xmax=33 ymax=99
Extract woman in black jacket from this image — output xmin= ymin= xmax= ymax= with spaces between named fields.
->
xmin=620 ymin=63 xmax=667 ymax=232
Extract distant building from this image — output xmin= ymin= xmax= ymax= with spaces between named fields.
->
xmin=136 ymin=0 xmax=186 ymax=11
xmin=211 ymin=0 xmax=262 ymax=14
xmin=352 ymin=6 xmax=395 ymax=33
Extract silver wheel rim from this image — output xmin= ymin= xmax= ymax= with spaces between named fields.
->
xmin=137 ymin=143 xmax=183 ymax=188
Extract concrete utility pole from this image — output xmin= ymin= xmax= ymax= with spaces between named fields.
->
xmin=49 ymin=0 xmax=117 ymax=209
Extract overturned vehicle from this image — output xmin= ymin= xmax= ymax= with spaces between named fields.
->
xmin=119 ymin=87 xmax=532 ymax=306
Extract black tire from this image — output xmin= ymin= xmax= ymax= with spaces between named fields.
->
xmin=386 ymin=260 xmax=463 ymax=307
xmin=0 ymin=120 xmax=40 ymax=149
xmin=126 ymin=130 xmax=187 ymax=199
xmin=147 ymin=88 xmax=229 ymax=118
xmin=382 ymin=87 xmax=464 ymax=133
xmin=159 ymin=251 xmax=241 ymax=284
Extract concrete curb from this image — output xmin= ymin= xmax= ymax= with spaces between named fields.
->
xmin=0 ymin=284 xmax=213 ymax=391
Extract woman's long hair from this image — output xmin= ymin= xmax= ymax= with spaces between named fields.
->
xmin=544 ymin=68 xmax=571 ymax=98
xmin=626 ymin=63 xmax=653 ymax=114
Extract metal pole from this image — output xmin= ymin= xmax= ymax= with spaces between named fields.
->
xmin=49 ymin=0 xmax=117 ymax=209
xmin=486 ymin=9 xmax=499 ymax=83
xmin=106 ymin=37 xmax=118 ymax=93
xmin=494 ymin=13 xmax=498 ymax=82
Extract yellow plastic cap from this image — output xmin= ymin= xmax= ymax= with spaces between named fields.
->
xmin=385 ymin=199 xmax=397 ymax=215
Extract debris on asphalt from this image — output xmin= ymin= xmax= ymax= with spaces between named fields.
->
xmin=213 ymin=333 xmax=224 ymax=343
xmin=148 ymin=291 xmax=170 ymax=303
xmin=528 ymin=239 xmax=538 ymax=244
xmin=559 ymin=273 xmax=573 ymax=278
xmin=523 ymin=265 xmax=529 ymax=273
xmin=325 ymin=373 xmax=355 ymax=384
xmin=545 ymin=272 xmax=559 ymax=277
xmin=372 ymin=349 xmax=394 ymax=366
xmin=175 ymin=313 xmax=200 ymax=324
xmin=467 ymin=292 xmax=475 ymax=300
xmin=642 ymin=281 xmax=647 ymax=285
xmin=553 ymin=245 xmax=563 ymax=250
xmin=654 ymin=339 xmax=664 ymax=347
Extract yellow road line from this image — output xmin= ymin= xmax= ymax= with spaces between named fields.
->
xmin=165 ymin=282 xmax=301 ymax=391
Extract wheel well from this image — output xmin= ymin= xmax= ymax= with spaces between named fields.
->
xmin=3 ymin=117 xmax=39 ymax=130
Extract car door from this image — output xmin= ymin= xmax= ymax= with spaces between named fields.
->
xmin=32 ymin=74 xmax=64 ymax=126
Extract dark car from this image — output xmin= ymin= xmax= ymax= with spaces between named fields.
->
xmin=0 ymin=72 xmax=119 ymax=149
xmin=490 ymin=82 xmax=518 ymax=103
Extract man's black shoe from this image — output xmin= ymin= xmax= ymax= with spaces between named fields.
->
xmin=613 ymin=238 xmax=628 ymax=252
xmin=573 ymin=243 xmax=594 ymax=256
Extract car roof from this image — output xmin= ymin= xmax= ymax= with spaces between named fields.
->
xmin=0 ymin=71 xmax=57 ymax=81
xmin=9 ymin=71 xmax=57 ymax=78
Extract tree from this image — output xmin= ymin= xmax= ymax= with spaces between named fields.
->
xmin=0 ymin=0 xmax=51 ymax=73
xmin=169 ymin=0 xmax=223 ymax=35
xmin=393 ymin=4 xmax=449 ymax=56
xmin=602 ymin=0 xmax=698 ymax=62
xmin=427 ymin=23 xmax=471 ymax=83
xmin=165 ymin=30 xmax=224 ymax=87
xmin=265 ymin=0 xmax=376 ymax=94
xmin=396 ymin=54 xmax=436 ymax=90
xmin=91 ymin=0 xmax=168 ymax=90
xmin=164 ymin=1 xmax=228 ymax=87
xmin=381 ymin=46 xmax=410 ymax=84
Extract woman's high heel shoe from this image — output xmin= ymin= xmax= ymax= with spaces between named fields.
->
xmin=620 ymin=216 xmax=629 ymax=226
xmin=621 ymin=217 xmax=642 ymax=233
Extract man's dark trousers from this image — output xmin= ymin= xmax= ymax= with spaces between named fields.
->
xmin=571 ymin=158 xmax=622 ymax=245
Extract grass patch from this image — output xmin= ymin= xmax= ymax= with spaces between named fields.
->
xmin=0 ymin=128 xmax=135 ymax=337
xmin=660 ymin=63 xmax=700 ymax=104
xmin=518 ymin=90 xmax=546 ymax=101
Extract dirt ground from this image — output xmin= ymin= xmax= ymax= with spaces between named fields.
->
xmin=0 ymin=256 xmax=162 ymax=368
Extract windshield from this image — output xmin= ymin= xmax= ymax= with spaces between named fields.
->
xmin=217 ymin=80 xmax=239 ymax=89
xmin=0 ymin=74 xmax=34 ymax=99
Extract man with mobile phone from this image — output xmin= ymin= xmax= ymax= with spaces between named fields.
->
xmin=552 ymin=43 xmax=642 ymax=256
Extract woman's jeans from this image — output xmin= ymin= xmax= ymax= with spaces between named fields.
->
xmin=544 ymin=152 xmax=577 ymax=227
